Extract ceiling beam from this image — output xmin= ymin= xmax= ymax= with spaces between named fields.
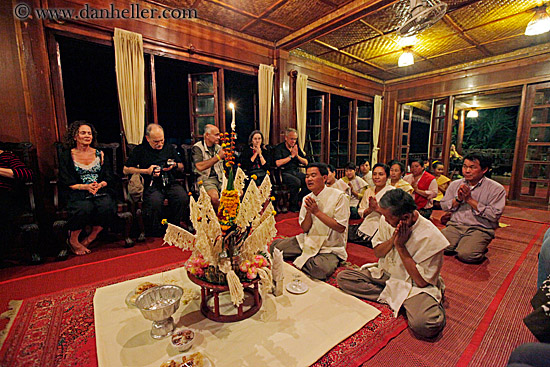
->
xmin=239 ymin=0 xmax=290 ymax=32
xmin=313 ymin=39 xmax=401 ymax=76
xmin=442 ymin=15 xmax=492 ymax=57
xmin=276 ymin=0 xmax=399 ymax=50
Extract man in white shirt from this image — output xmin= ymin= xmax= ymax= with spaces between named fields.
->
xmin=337 ymin=189 xmax=449 ymax=339
xmin=270 ymin=163 xmax=350 ymax=280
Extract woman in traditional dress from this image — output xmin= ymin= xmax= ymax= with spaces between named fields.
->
xmin=432 ymin=160 xmax=450 ymax=209
xmin=348 ymin=163 xmax=394 ymax=247
xmin=388 ymin=160 xmax=413 ymax=195
xmin=403 ymin=158 xmax=438 ymax=219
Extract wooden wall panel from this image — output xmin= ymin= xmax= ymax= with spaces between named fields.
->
xmin=0 ymin=0 xmax=29 ymax=143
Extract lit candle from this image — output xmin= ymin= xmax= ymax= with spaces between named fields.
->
xmin=229 ymin=102 xmax=236 ymax=131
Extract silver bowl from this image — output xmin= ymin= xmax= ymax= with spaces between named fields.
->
xmin=135 ymin=285 xmax=183 ymax=339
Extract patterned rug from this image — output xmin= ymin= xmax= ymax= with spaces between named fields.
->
xmin=0 ymin=262 xmax=407 ymax=367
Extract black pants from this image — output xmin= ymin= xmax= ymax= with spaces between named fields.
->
xmin=143 ymin=184 xmax=188 ymax=235
xmin=0 ymin=191 xmax=23 ymax=255
xmin=282 ymin=170 xmax=309 ymax=210
xmin=66 ymin=194 xmax=117 ymax=231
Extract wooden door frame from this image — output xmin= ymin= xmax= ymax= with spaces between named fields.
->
xmin=511 ymin=81 xmax=550 ymax=203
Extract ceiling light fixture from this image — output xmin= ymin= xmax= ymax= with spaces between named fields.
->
xmin=525 ymin=6 xmax=550 ymax=36
xmin=398 ymin=48 xmax=414 ymax=67
xmin=466 ymin=109 xmax=478 ymax=118
xmin=398 ymin=35 xmax=418 ymax=47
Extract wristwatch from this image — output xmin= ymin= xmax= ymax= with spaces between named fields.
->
xmin=455 ymin=196 xmax=463 ymax=204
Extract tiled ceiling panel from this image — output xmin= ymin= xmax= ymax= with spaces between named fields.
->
xmin=426 ymin=48 xmax=486 ymax=68
xmin=465 ymin=13 xmax=532 ymax=43
xmin=297 ymin=42 xmax=333 ymax=57
xmin=317 ymin=21 xmax=380 ymax=49
xmin=244 ymin=21 xmax=293 ymax=41
xmin=483 ymin=33 xmax=550 ymax=55
xmin=343 ymin=36 xmax=401 ymax=60
xmin=368 ymin=52 xmax=402 ymax=70
xmin=266 ymin=0 xmax=334 ymax=29
xmin=218 ymin=0 xmax=276 ymax=16
xmin=360 ymin=0 xmax=410 ymax=33
xmin=449 ymin=0 xmax=539 ymax=30
xmin=317 ymin=51 xmax=359 ymax=66
xmin=148 ymin=0 xmax=550 ymax=80
xmin=413 ymin=35 xmax=472 ymax=58
xmin=192 ymin=1 xmax=254 ymax=30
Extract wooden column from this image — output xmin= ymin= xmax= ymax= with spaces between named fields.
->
xmin=457 ymin=109 xmax=465 ymax=154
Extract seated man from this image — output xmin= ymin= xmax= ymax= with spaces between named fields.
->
xmin=272 ymin=128 xmax=309 ymax=212
xmin=339 ymin=161 xmax=368 ymax=219
xmin=440 ymin=153 xmax=506 ymax=263
xmin=337 ymin=189 xmax=448 ymax=339
xmin=270 ymin=163 xmax=349 ymax=280
xmin=192 ymin=124 xmax=225 ymax=211
xmin=123 ymin=124 xmax=188 ymax=236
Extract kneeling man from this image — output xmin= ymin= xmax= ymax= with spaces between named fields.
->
xmin=440 ymin=153 xmax=506 ymax=263
xmin=337 ymin=189 xmax=448 ymax=339
xmin=270 ymin=163 xmax=350 ymax=280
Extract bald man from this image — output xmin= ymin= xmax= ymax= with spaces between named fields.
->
xmin=124 ymin=124 xmax=188 ymax=237
xmin=192 ymin=124 xmax=225 ymax=211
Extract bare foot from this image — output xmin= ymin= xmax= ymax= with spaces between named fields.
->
xmin=68 ymin=230 xmax=91 ymax=255
xmin=68 ymin=239 xmax=90 ymax=255
xmin=82 ymin=226 xmax=103 ymax=248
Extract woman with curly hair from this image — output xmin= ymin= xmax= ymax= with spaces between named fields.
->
xmin=59 ymin=121 xmax=116 ymax=255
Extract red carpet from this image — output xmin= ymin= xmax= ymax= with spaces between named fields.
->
xmin=0 ymin=214 xmax=407 ymax=367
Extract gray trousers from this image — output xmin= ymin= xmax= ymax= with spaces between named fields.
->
xmin=336 ymin=268 xmax=446 ymax=339
xmin=441 ymin=224 xmax=494 ymax=263
xmin=270 ymin=237 xmax=339 ymax=281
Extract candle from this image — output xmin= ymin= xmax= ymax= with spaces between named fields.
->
xmin=229 ymin=102 xmax=236 ymax=131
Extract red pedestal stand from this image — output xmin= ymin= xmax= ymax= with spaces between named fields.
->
xmin=187 ymin=272 xmax=262 ymax=323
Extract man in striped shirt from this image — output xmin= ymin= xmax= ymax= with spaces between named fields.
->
xmin=0 ymin=146 xmax=34 ymax=261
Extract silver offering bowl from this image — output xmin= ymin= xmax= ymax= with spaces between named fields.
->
xmin=135 ymin=285 xmax=183 ymax=339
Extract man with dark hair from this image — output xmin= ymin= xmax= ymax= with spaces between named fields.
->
xmin=272 ymin=128 xmax=309 ymax=212
xmin=270 ymin=162 xmax=349 ymax=280
xmin=440 ymin=153 xmax=506 ymax=263
xmin=326 ymin=164 xmax=349 ymax=193
xmin=337 ymin=189 xmax=449 ymax=339
xmin=340 ymin=161 xmax=368 ymax=219
xmin=124 ymin=124 xmax=188 ymax=236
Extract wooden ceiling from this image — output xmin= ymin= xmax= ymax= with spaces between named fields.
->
xmin=152 ymin=0 xmax=550 ymax=81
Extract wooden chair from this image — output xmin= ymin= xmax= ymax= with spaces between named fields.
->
xmin=0 ymin=142 xmax=41 ymax=264
xmin=52 ymin=142 xmax=134 ymax=259
xmin=181 ymin=143 xmax=199 ymax=198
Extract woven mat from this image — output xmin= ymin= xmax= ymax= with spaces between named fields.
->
xmin=0 ymin=262 xmax=406 ymax=367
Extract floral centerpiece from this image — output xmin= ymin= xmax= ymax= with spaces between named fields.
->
xmin=163 ymin=132 xmax=277 ymax=307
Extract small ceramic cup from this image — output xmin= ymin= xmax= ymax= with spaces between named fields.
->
xmin=170 ymin=328 xmax=195 ymax=352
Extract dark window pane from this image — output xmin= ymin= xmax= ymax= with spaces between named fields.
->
xmin=193 ymin=74 xmax=213 ymax=94
xmin=529 ymin=127 xmax=550 ymax=143
xmin=532 ymin=108 xmax=550 ymax=124
xmin=526 ymin=146 xmax=550 ymax=161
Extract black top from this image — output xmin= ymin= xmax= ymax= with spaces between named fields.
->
xmin=239 ymin=146 xmax=270 ymax=174
xmin=271 ymin=142 xmax=306 ymax=172
xmin=58 ymin=149 xmax=115 ymax=202
xmin=125 ymin=142 xmax=182 ymax=188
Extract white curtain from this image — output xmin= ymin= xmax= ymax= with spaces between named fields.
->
xmin=296 ymin=73 xmax=308 ymax=150
xmin=371 ymin=95 xmax=383 ymax=164
xmin=258 ymin=64 xmax=274 ymax=143
xmin=113 ymin=28 xmax=145 ymax=145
